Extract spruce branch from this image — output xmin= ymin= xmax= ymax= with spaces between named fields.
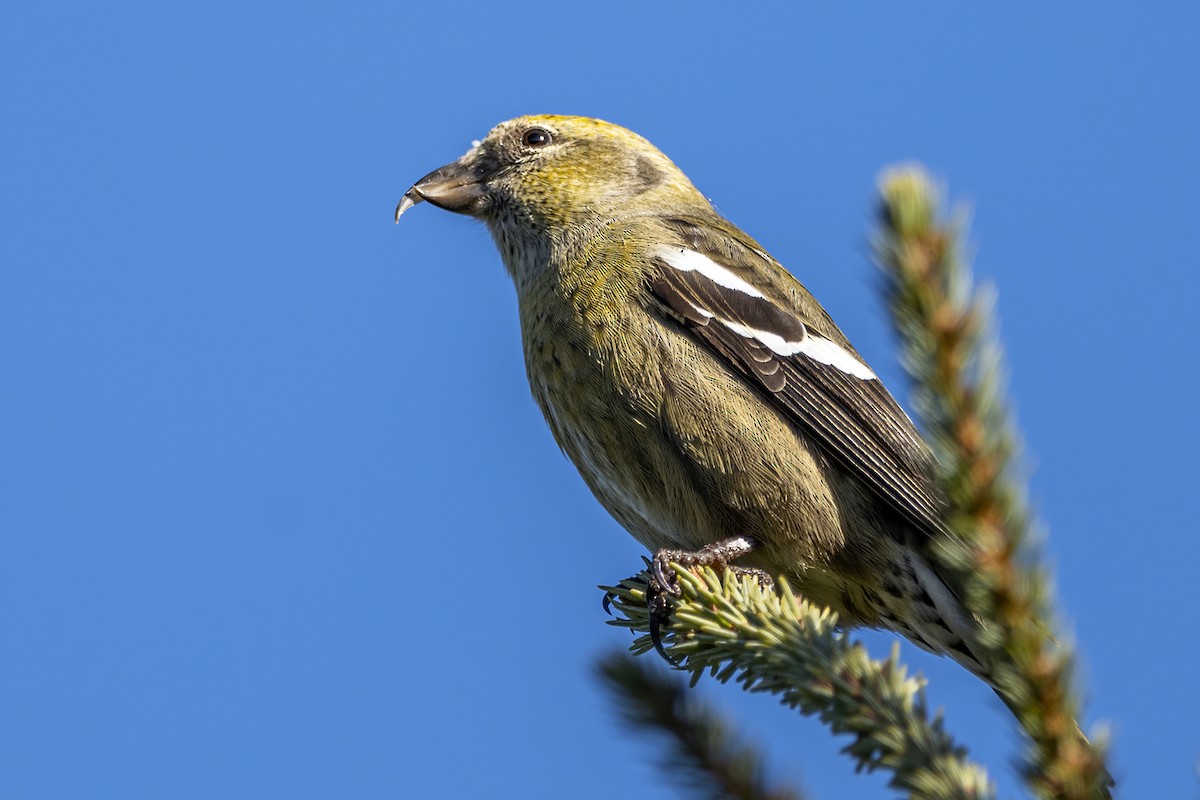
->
xmin=874 ymin=167 xmax=1111 ymax=798
xmin=602 ymin=568 xmax=994 ymax=799
xmin=596 ymin=649 xmax=805 ymax=800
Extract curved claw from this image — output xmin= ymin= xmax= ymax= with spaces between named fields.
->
xmin=644 ymin=571 xmax=686 ymax=666
xmin=651 ymin=552 xmax=684 ymax=597
xmin=647 ymin=589 xmax=683 ymax=666
xmin=648 ymin=614 xmax=668 ymax=660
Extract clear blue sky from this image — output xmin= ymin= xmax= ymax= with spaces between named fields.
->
xmin=3 ymin=3 xmax=1197 ymax=798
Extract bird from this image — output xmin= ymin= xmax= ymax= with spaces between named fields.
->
xmin=395 ymin=115 xmax=1114 ymax=794
xmin=394 ymin=114 xmax=1001 ymax=686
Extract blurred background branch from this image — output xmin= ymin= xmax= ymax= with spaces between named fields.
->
xmin=596 ymin=649 xmax=806 ymax=800
xmin=876 ymin=168 xmax=1111 ymax=798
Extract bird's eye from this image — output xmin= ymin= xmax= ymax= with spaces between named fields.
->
xmin=522 ymin=128 xmax=553 ymax=148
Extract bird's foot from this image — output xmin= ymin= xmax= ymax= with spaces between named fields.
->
xmin=646 ymin=536 xmax=761 ymax=661
xmin=650 ymin=535 xmax=758 ymax=594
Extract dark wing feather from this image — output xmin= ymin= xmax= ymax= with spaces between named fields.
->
xmin=647 ymin=222 xmax=944 ymax=540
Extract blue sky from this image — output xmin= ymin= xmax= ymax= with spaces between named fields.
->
xmin=3 ymin=3 xmax=1197 ymax=798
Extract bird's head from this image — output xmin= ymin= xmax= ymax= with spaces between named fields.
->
xmin=395 ymin=115 xmax=708 ymax=232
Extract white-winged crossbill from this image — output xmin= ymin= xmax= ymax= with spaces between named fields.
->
xmin=397 ymin=115 xmax=991 ymax=679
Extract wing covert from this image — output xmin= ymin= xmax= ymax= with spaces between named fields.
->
xmin=646 ymin=219 xmax=944 ymax=539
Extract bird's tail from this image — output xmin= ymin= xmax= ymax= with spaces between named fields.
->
xmin=881 ymin=550 xmax=1115 ymax=795
xmin=876 ymin=549 xmax=995 ymax=680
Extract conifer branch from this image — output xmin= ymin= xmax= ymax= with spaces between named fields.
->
xmin=874 ymin=167 xmax=1111 ymax=798
xmin=602 ymin=569 xmax=994 ymax=799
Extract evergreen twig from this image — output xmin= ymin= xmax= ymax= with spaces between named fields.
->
xmin=603 ymin=569 xmax=994 ymax=799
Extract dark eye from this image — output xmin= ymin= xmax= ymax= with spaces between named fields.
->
xmin=522 ymin=128 xmax=553 ymax=148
